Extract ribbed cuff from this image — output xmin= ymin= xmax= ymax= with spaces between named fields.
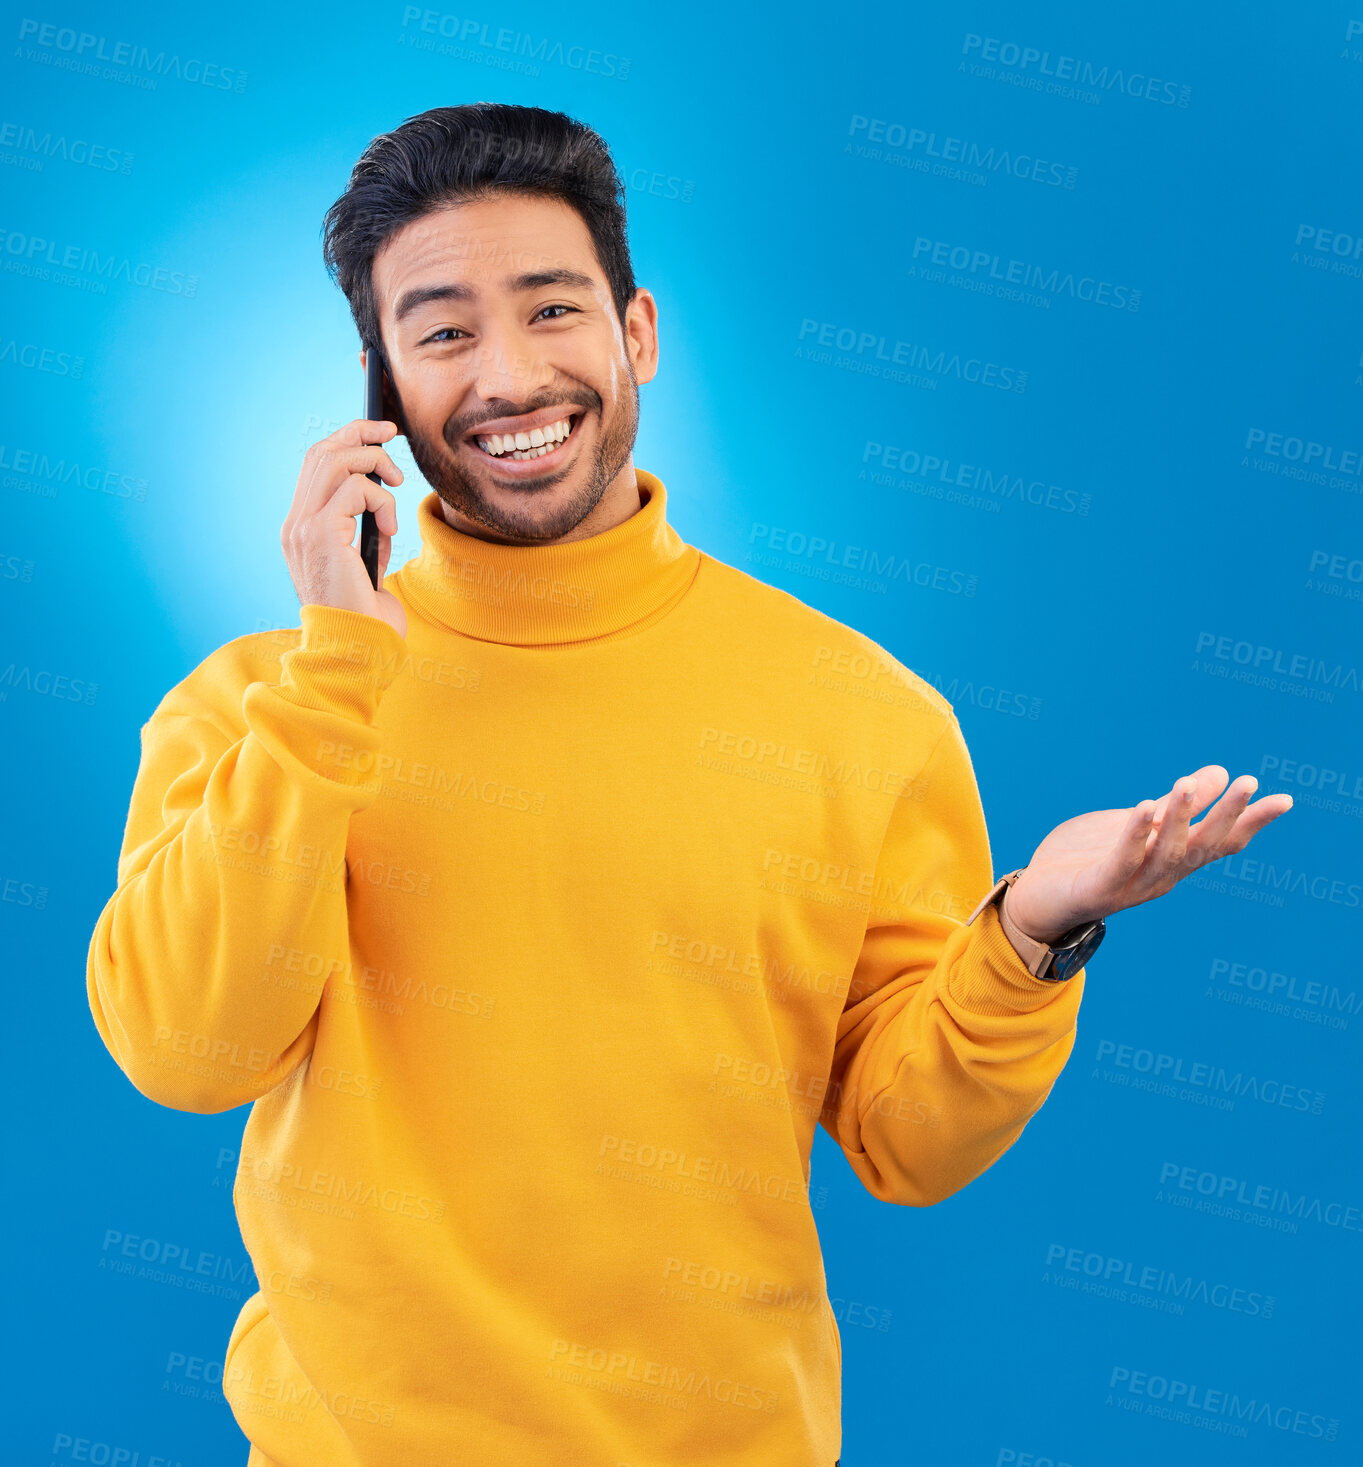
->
xmin=946 ymin=900 xmax=1084 ymax=1016
xmin=276 ymin=605 xmax=408 ymax=724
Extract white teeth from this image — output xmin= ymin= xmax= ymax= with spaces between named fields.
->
xmin=475 ymin=416 xmax=575 ymax=457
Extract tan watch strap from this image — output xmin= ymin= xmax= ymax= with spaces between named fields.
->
xmin=964 ymin=867 xmax=1054 ymax=979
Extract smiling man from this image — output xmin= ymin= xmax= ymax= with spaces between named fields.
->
xmin=86 ymin=104 xmax=1291 ymax=1466
xmin=378 ymin=192 xmax=647 ymax=548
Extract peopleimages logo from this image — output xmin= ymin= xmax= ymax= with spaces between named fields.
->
xmin=15 ymin=18 xmax=248 ymax=92
xmin=0 ymin=226 xmax=197 ymax=296
xmin=796 ymin=318 xmax=1027 ymax=392
xmin=1094 ymin=1038 xmax=1326 ymax=1114
xmin=910 ymin=236 xmax=1140 ymax=311
xmin=1044 ymin=1242 xmax=1274 ymax=1319
xmin=1261 ymin=752 xmax=1363 ymax=802
xmin=1192 ymin=631 xmax=1363 ymax=699
xmin=1208 ymin=954 xmax=1360 ymax=1027
xmin=1245 ymin=427 xmax=1363 ymax=478
xmin=0 ymin=337 xmax=83 ymax=377
xmin=1106 ymin=1366 xmax=1339 ymax=1441
xmin=1159 ymin=1161 xmax=1363 ymax=1236
xmin=1292 ymin=223 xmax=1363 ymax=281
xmin=748 ymin=521 xmax=978 ymax=597
xmin=861 ymin=440 xmax=1091 ymax=516
xmin=398 ymin=6 xmax=630 ymax=80
xmin=0 ymin=120 xmax=133 ymax=174
xmin=846 ymin=115 xmax=1078 ymax=188
xmin=1196 ymin=852 xmax=1362 ymax=910
xmin=960 ymin=33 xmax=1192 ymax=107
xmin=916 ymin=668 xmax=1042 ymax=721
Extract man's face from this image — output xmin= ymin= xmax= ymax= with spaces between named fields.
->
xmin=370 ymin=192 xmax=658 ymax=544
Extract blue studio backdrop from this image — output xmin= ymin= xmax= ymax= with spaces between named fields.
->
xmin=4 ymin=2 xmax=1360 ymax=1462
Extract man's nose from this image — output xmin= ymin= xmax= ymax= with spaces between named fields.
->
xmin=470 ymin=327 xmax=554 ymax=402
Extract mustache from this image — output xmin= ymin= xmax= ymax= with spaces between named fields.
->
xmin=443 ymin=389 xmax=602 ymax=449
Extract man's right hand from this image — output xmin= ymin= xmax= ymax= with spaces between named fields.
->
xmin=281 ymin=418 xmax=407 ymax=638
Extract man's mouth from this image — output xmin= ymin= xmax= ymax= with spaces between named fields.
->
xmin=465 ymin=411 xmax=582 ymax=464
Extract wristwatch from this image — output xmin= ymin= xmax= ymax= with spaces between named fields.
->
xmin=965 ymin=867 xmax=1105 ymax=982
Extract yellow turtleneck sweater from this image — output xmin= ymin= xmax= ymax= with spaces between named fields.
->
xmin=87 ymin=469 xmax=1085 ymax=1465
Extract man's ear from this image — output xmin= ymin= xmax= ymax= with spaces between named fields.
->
xmin=624 ymin=287 xmax=659 ymax=387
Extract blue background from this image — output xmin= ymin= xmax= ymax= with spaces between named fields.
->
xmin=4 ymin=1 xmax=1360 ymax=1462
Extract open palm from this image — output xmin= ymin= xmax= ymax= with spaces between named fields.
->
xmin=1004 ymin=764 xmax=1294 ymax=945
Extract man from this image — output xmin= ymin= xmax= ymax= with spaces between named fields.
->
xmin=86 ymin=103 xmax=1291 ymax=1465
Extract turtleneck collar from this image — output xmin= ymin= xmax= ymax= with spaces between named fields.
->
xmin=389 ymin=468 xmax=700 ymax=647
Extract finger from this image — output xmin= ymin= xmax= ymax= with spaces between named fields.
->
xmin=1139 ymin=774 xmax=1200 ymax=887
xmin=1146 ymin=774 xmax=1186 ymax=826
xmin=1184 ymin=773 xmax=1259 ymax=865
xmin=325 ymin=418 xmax=399 ymax=449
xmin=297 ymin=445 xmax=404 ymax=522
xmin=1212 ymin=792 xmax=1294 ymax=855
xmin=321 ymin=445 xmax=403 ymax=490
xmin=303 ymin=476 xmax=399 ymax=549
xmin=291 ymin=452 xmax=400 ymax=533
xmin=1184 ymin=765 xmax=1229 ymax=818
xmin=288 ymin=420 xmax=400 ymax=521
xmin=283 ymin=475 xmax=395 ymax=573
xmin=1094 ymin=798 xmax=1158 ymax=899
xmin=1148 ymin=765 xmax=1226 ymax=825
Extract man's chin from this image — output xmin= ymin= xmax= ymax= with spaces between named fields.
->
xmin=426 ymin=464 xmax=607 ymax=542
xmin=463 ymin=455 xmax=573 ymax=494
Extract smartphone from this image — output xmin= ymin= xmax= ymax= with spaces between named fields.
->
xmin=360 ymin=346 xmax=385 ymax=589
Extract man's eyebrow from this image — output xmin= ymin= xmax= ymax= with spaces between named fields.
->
xmin=392 ymin=269 xmax=597 ymax=325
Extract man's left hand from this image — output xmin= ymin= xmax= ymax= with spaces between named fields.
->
xmin=1003 ymin=766 xmax=1293 ymax=945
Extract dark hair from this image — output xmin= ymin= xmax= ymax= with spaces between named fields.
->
xmin=322 ymin=102 xmax=635 ymax=357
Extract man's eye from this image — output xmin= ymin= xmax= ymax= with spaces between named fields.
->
xmin=423 ymin=327 xmax=466 ymax=344
xmin=534 ymin=305 xmax=578 ymax=322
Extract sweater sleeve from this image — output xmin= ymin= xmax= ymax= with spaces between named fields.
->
xmin=86 ymin=604 xmax=408 ymax=1114
xmin=820 ymin=711 xmax=1086 ymax=1206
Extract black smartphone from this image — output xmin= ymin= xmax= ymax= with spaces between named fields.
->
xmin=360 ymin=346 xmax=385 ymax=589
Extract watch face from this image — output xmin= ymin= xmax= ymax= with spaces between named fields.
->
xmin=1052 ymin=920 xmax=1105 ymax=981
